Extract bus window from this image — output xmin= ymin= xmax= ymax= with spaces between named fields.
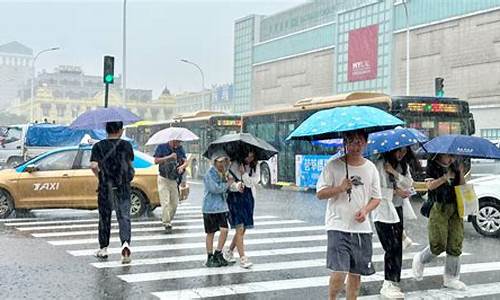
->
xmin=256 ymin=123 xmax=276 ymax=145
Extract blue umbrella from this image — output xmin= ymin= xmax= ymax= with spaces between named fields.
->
xmin=325 ymin=127 xmax=428 ymax=160
xmin=422 ymin=134 xmax=500 ymax=159
xmin=312 ymin=128 xmax=428 ymax=154
xmin=365 ymin=127 xmax=428 ymax=156
xmin=70 ymin=107 xmax=141 ymax=130
xmin=286 ymin=106 xmax=405 ymax=141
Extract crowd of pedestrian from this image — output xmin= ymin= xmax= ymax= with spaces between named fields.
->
xmin=88 ymin=119 xmax=470 ymax=300
xmin=317 ymin=130 xmax=468 ymax=299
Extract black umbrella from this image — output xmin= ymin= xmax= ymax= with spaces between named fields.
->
xmin=203 ymin=133 xmax=278 ymax=162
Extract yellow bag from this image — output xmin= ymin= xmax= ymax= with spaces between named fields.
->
xmin=179 ymin=184 xmax=190 ymax=201
xmin=454 ymin=184 xmax=478 ymax=218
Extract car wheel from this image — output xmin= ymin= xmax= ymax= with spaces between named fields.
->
xmin=260 ymin=163 xmax=271 ymax=188
xmin=0 ymin=189 xmax=14 ymax=218
xmin=7 ymin=157 xmax=23 ymax=169
xmin=130 ymin=189 xmax=147 ymax=218
xmin=472 ymin=198 xmax=500 ymax=237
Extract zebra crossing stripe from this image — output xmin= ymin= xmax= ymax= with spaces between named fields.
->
xmin=120 ymin=258 xmax=326 ymax=283
xmin=34 ymin=219 xmax=303 ymax=239
xmin=116 ymin=251 xmax=456 ymax=283
xmin=151 ymin=261 xmax=500 ymax=299
xmin=15 ymin=215 xmax=278 ymax=231
xmin=68 ymin=234 xmax=329 ymax=256
xmin=92 ymin=250 xmax=443 ymax=270
xmin=92 ymin=246 xmax=327 ymax=268
xmin=357 ymin=282 xmax=500 ymax=299
xmin=48 ymin=225 xmax=325 ymax=246
xmin=0 ymin=217 xmax=40 ymax=223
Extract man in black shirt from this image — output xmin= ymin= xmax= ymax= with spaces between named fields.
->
xmin=90 ymin=121 xmax=134 ymax=264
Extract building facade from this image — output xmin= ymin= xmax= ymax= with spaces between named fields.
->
xmin=174 ymin=83 xmax=234 ymax=115
xmin=20 ymin=65 xmax=152 ymax=103
xmin=0 ymin=41 xmax=32 ymax=109
xmin=7 ymin=84 xmax=175 ymax=125
xmin=234 ymin=0 xmax=500 ymax=137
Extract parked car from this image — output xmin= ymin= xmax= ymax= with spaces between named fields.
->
xmin=0 ymin=144 xmax=159 ymax=219
xmin=468 ymin=175 xmax=500 ymax=237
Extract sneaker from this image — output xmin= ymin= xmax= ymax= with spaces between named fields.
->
xmin=95 ymin=247 xmax=108 ymax=259
xmin=204 ymin=255 xmax=218 ymax=268
xmin=240 ymin=256 xmax=253 ymax=269
xmin=164 ymin=224 xmax=172 ymax=234
xmin=214 ymin=251 xmax=229 ymax=267
xmin=443 ymin=277 xmax=467 ymax=290
xmin=403 ymin=236 xmax=414 ymax=251
xmin=412 ymin=252 xmax=424 ymax=281
xmin=223 ymin=247 xmax=237 ymax=263
xmin=121 ymin=242 xmax=131 ymax=264
xmin=380 ymin=281 xmax=404 ymax=299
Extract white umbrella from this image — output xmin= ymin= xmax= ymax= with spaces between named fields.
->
xmin=146 ymin=127 xmax=199 ymax=145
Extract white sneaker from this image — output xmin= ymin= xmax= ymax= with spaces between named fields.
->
xmin=412 ymin=252 xmax=424 ymax=281
xmin=443 ymin=277 xmax=467 ymax=290
xmin=380 ymin=281 xmax=404 ymax=299
xmin=240 ymin=256 xmax=253 ymax=269
xmin=95 ymin=247 xmax=108 ymax=259
xmin=223 ymin=247 xmax=237 ymax=263
xmin=403 ymin=236 xmax=414 ymax=251
xmin=121 ymin=242 xmax=131 ymax=264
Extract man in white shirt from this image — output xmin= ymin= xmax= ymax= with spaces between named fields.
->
xmin=316 ymin=130 xmax=382 ymax=300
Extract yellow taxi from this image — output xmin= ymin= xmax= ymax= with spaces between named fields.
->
xmin=0 ymin=145 xmax=160 ymax=218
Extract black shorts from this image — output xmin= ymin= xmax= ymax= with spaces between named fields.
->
xmin=326 ymin=230 xmax=375 ymax=276
xmin=203 ymin=212 xmax=229 ymax=234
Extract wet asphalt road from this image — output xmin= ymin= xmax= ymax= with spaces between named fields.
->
xmin=1 ymin=182 xmax=500 ymax=300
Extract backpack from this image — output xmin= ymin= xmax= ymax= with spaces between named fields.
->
xmin=160 ymin=159 xmax=180 ymax=181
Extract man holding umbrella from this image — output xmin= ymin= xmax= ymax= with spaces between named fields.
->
xmin=154 ymin=139 xmax=188 ymax=233
xmin=287 ymin=105 xmax=404 ymax=299
xmin=70 ymin=106 xmax=141 ymax=265
xmin=316 ymin=130 xmax=382 ymax=300
xmin=147 ymin=127 xmax=198 ymax=233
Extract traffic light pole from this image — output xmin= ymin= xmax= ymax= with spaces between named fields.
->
xmin=104 ymin=83 xmax=109 ymax=108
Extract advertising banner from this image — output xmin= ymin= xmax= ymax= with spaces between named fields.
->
xmin=347 ymin=24 xmax=379 ymax=82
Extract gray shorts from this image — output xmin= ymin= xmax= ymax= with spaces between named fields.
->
xmin=326 ymin=230 xmax=375 ymax=276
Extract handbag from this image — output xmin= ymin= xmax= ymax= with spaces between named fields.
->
xmin=454 ymin=184 xmax=479 ymax=218
xmin=420 ymin=195 xmax=434 ymax=218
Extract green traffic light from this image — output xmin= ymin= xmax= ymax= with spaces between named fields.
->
xmin=104 ymin=74 xmax=114 ymax=83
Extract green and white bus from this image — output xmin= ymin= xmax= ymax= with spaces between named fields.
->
xmin=242 ymin=92 xmax=475 ymax=190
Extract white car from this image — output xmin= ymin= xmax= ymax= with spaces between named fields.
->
xmin=468 ymin=175 xmax=500 ymax=237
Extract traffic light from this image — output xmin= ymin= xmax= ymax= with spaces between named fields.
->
xmin=103 ymin=56 xmax=114 ymax=84
xmin=435 ymin=77 xmax=444 ymax=97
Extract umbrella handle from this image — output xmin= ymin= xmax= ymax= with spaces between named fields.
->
xmin=343 ymin=143 xmax=352 ymax=202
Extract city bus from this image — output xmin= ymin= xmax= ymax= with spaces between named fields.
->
xmin=126 ymin=112 xmax=242 ymax=178
xmin=242 ymin=92 xmax=475 ymax=190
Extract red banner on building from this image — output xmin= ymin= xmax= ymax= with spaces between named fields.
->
xmin=347 ymin=24 xmax=379 ymax=82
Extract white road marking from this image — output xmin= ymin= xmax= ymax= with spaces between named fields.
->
xmin=151 ymin=260 xmax=500 ymax=299
xmin=49 ymin=225 xmax=324 ymax=246
xmin=69 ymin=233 xmax=327 ymax=256
xmin=33 ymin=219 xmax=303 ymax=238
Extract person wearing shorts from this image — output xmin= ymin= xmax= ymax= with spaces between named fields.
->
xmin=316 ymin=130 xmax=382 ymax=300
xmin=202 ymin=150 xmax=235 ymax=268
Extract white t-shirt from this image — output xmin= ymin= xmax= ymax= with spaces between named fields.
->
xmin=316 ymin=158 xmax=382 ymax=233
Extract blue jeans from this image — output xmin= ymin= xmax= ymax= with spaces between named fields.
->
xmin=98 ymin=184 xmax=131 ymax=249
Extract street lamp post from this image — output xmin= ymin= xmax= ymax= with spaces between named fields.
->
xmin=31 ymin=47 xmax=60 ymax=123
xmin=402 ymin=0 xmax=410 ymax=96
xmin=180 ymin=59 xmax=207 ymax=110
xmin=122 ymin=0 xmax=127 ymax=107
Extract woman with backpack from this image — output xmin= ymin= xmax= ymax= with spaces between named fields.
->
xmin=223 ymin=150 xmax=260 ymax=269
xmin=412 ymin=154 xmax=466 ymax=290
